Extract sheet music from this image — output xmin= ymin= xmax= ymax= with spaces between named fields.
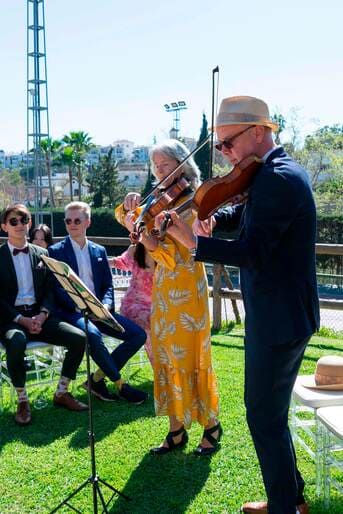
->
xmin=41 ymin=255 xmax=124 ymax=333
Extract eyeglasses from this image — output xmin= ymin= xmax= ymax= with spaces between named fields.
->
xmin=64 ymin=218 xmax=84 ymax=225
xmin=8 ymin=216 xmax=31 ymax=227
xmin=215 ymin=126 xmax=254 ymax=152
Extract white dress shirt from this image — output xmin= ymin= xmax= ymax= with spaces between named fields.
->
xmin=69 ymin=237 xmax=96 ymax=295
xmin=8 ymin=242 xmax=36 ymax=306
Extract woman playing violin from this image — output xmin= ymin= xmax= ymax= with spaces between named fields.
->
xmin=115 ymin=139 xmax=222 ymax=456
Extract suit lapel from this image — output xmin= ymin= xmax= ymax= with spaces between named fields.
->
xmin=65 ymin=237 xmax=79 ymax=274
xmin=28 ymin=244 xmax=40 ymax=299
xmin=238 ymin=205 xmax=247 ymax=239
xmin=28 ymin=243 xmax=37 ymax=270
xmin=3 ymin=244 xmax=19 ymax=295
xmin=88 ymin=243 xmax=99 ymax=296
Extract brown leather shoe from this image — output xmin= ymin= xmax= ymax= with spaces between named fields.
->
xmin=53 ymin=392 xmax=88 ymax=411
xmin=15 ymin=401 xmax=31 ymax=425
xmin=241 ymin=502 xmax=268 ymax=513
xmin=241 ymin=501 xmax=309 ymax=514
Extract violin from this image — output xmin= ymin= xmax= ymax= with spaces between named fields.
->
xmin=154 ymin=154 xmax=262 ymax=241
xmin=192 ymin=154 xmax=262 ymax=220
xmin=129 ymin=176 xmax=192 ymax=244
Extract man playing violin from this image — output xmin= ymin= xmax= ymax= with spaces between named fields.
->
xmin=155 ymin=97 xmax=319 ymax=514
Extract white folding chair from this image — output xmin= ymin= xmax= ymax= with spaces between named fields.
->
xmin=0 ymin=341 xmax=65 ymax=412
xmin=316 ymin=406 xmax=343 ymax=509
xmin=290 ymin=375 xmax=343 ymax=495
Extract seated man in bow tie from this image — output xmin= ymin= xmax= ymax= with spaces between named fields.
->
xmin=0 ymin=203 xmax=88 ymax=426
xmin=48 ymin=201 xmax=147 ymax=405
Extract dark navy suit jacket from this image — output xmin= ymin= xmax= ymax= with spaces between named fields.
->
xmin=196 ymin=147 xmax=320 ymax=346
xmin=48 ymin=236 xmax=114 ymax=314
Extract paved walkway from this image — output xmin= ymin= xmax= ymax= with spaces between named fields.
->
xmin=209 ymin=297 xmax=343 ymax=332
xmin=114 ymin=281 xmax=342 ymax=333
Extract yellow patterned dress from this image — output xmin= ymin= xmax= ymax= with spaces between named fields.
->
xmin=115 ymin=198 xmax=219 ymax=428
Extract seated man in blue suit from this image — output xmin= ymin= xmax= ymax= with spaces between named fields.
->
xmin=152 ymin=97 xmax=319 ymax=514
xmin=49 ymin=201 xmax=147 ymax=405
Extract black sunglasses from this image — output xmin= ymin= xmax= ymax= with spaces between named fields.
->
xmin=64 ymin=218 xmax=83 ymax=225
xmin=8 ymin=216 xmax=31 ymax=227
xmin=215 ymin=126 xmax=254 ymax=152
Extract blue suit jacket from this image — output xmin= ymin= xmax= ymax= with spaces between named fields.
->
xmin=48 ymin=237 xmax=114 ymax=314
xmin=196 ymin=147 xmax=320 ymax=346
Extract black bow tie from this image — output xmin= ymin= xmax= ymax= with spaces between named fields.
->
xmin=13 ymin=247 xmax=29 ymax=256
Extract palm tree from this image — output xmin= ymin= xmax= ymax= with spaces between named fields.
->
xmin=59 ymin=146 xmax=75 ymax=201
xmin=62 ymin=131 xmax=94 ymax=200
xmin=39 ymin=138 xmax=62 ymax=207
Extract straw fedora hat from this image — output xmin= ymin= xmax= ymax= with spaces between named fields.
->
xmin=215 ymin=96 xmax=278 ymax=132
xmin=302 ymin=355 xmax=343 ymax=391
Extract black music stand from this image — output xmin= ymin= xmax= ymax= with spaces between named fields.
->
xmin=42 ymin=256 xmax=131 ymax=513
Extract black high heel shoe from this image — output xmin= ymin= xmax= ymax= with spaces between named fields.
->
xmin=150 ymin=426 xmax=188 ymax=455
xmin=194 ymin=422 xmax=223 ymax=456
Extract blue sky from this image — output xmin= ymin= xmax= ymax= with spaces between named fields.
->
xmin=1 ymin=0 xmax=342 ymax=152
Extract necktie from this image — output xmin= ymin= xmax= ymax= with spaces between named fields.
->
xmin=13 ymin=247 xmax=29 ymax=256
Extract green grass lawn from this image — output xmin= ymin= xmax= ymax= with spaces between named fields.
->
xmin=0 ymin=329 xmax=342 ymax=514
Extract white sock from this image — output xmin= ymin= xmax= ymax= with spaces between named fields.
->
xmin=56 ymin=376 xmax=71 ymax=396
xmin=16 ymin=387 xmax=28 ymax=403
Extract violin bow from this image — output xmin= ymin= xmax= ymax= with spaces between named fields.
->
xmin=209 ymin=66 xmax=219 ymax=179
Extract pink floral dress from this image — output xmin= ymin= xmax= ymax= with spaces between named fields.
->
xmin=113 ymin=250 xmax=154 ymax=364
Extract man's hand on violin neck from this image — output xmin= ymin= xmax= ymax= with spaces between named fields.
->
xmin=124 ymin=192 xmax=141 ymax=211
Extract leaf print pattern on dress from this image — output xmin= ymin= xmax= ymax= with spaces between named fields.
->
xmin=172 ymin=384 xmax=183 ymax=401
xmin=179 ymin=312 xmax=197 ymax=331
xmin=169 ymin=289 xmax=192 ymax=306
xmin=158 ymin=368 xmax=168 ymax=386
xmin=154 ymin=319 xmax=167 ymax=341
xmin=197 ymin=278 xmax=207 ymax=296
xmin=157 ymin=345 xmax=170 ymax=365
xmin=203 ymin=336 xmax=211 ymax=352
xmin=171 ymin=344 xmax=187 ymax=360
xmin=155 ymin=391 xmax=169 ymax=414
xmin=155 ymin=267 xmax=164 ymax=288
xmin=166 ymin=270 xmax=180 ymax=280
xmin=179 ymin=312 xmax=207 ymax=331
xmin=184 ymin=409 xmax=192 ymax=428
xmin=157 ymin=292 xmax=168 ymax=313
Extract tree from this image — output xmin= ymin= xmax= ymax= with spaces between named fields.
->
xmin=0 ymin=169 xmax=25 ymax=205
xmin=302 ymin=125 xmax=343 ymax=190
xmin=141 ymin=162 xmax=154 ymax=197
xmin=88 ymin=147 xmax=126 ymax=208
xmin=194 ymin=113 xmax=210 ymax=182
xmin=39 ymin=138 xmax=62 ymax=207
xmin=62 ymin=131 xmax=94 ymax=200
xmin=271 ymin=113 xmax=286 ymax=145
xmin=58 ymin=146 xmax=75 ymax=201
